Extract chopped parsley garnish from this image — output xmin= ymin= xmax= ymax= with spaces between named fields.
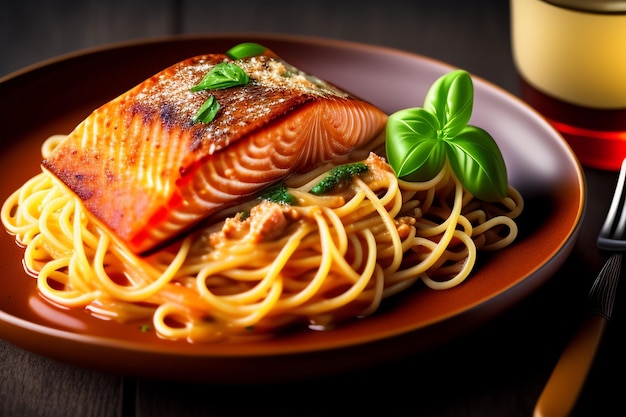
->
xmin=258 ymin=184 xmax=298 ymax=205
xmin=310 ymin=162 xmax=368 ymax=195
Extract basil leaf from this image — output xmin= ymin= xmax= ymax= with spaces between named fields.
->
xmin=386 ymin=69 xmax=509 ymax=202
xmin=445 ymin=126 xmax=508 ymax=202
xmin=226 ymin=42 xmax=268 ymax=60
xmin=192 ymin=95 xmax=220 ymax=124
xmin=396 ymin=139 xmax=448 ymax=182
xmin=385 ymin=108 xmax=446 ymax=180
xmin=423 ymin=69 xmax=474 ymax=138
xmin=190 ymin=62 xmax=249 ymax=92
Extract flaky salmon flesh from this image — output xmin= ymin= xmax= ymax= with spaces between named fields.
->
xmin=42 ymin=47 xmax=388 ymax=254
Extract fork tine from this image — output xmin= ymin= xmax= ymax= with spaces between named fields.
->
xmin=616 ymin=184 xmax=626 ymax=239
xmin=598 ymin=158 xmax=626 ymax=250
xmin=612 ymin=159 xmax=626 ymax=238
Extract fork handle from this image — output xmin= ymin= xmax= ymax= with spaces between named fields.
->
xmin=533 ymin=314 xmax=607 ymax=417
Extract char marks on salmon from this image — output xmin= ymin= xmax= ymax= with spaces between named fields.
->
xmin=42 ymin=48 xmax=388 ymax=254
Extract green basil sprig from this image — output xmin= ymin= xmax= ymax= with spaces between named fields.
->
xmin=190 ymin=43 xmax=268 ymax=124
xmin=191 ymin=95 xmax=220 ymax=125
xmin=385 ymin=70 xmax=508 ymax=202
xmin=226 ymin=42 xmax=268 ymax=60
xmin=190 ymin=61 xmax=249 ymax=124
xmin=191 ymin=62 xmax=249 ymax=92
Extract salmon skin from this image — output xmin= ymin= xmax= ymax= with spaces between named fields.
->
xmin=42 ymin=47 xmax=388 ymax=254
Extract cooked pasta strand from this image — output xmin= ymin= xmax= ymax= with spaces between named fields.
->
xmin=0 ymin=137 xmax=524 ymax=342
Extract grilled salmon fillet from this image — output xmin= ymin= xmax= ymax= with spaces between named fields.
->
xmin=42 ymin=46 xmax=388 ymax=254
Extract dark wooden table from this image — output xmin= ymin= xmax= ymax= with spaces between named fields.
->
xmin=1 ymin=1 xmax=624 ymax=416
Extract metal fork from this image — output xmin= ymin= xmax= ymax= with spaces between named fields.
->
xmin=533 ymin=158 xmax=625 ymax=417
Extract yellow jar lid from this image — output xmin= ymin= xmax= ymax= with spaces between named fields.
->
xmin=545 ymin=0 xmax=626 ymax=13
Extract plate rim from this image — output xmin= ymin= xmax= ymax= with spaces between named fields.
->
xmin=0 ymin=33 xmax=585 ymax=376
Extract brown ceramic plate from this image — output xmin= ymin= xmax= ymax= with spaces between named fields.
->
xmin=0 ymin=34 xmax=584 ymax=383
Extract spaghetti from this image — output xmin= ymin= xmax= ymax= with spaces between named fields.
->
xmin=1 ymin=135 xmax=523 ymax=343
